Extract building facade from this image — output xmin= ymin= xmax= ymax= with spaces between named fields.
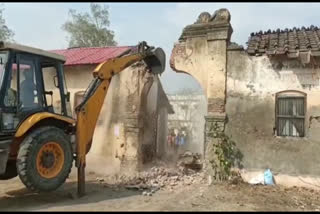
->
xmin=170 ymin=8 xmax=320 ymax=182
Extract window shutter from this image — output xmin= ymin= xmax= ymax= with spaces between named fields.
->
xmin=276 ymin=93 xmax=305 ymax=137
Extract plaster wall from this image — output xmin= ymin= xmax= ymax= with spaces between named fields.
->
xmin=226 ymin=49 xmax=320 ymax=176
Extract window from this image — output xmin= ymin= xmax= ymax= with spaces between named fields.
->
xmin=276 ymin=91 xmax=306 ymax=137
xmin=4 ymin=63 xmax=17 ymax=107
xmin=0 ymin=51 xmax=9 ymax=96
xmin=42 ymin=65 xmax=60 ymax=114
xmin=19 ymin=57 xmax=43 ymax=109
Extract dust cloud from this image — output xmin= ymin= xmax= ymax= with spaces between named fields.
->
xmin=167 ymin=91 xmax=207 ymax=158
xmin=187 ymin=94 xmax=207 ymax=155
xmin=85 ymin=75 xmax=122 ymax=177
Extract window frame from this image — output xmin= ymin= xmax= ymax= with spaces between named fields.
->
xmin=275 ymin=90 xmax=307 ymax=137
xmin=17 ymin=53 xmax=45 ymax=110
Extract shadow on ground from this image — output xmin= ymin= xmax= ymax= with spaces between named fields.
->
xmin=0 ymin=180 xmax=141 ymax=211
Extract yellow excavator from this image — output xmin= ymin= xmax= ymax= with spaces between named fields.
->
xmin=0 ymin=41 xmax=165 ymax=197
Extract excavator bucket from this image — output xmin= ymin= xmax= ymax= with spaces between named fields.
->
xmin=144 ymin=47 xmax=166 ymax=75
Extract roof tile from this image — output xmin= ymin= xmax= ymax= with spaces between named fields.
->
xmin=50 ymin=46 xmax=133 ymax=66
xmin=246 ymin=25 xmax=320 ymax=56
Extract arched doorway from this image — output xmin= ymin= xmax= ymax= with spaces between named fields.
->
xmin=162 ymin=71 xmax=207 ymax=157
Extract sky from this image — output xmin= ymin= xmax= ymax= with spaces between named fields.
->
xmin=2 ymin=2 xmax=320 ymax=94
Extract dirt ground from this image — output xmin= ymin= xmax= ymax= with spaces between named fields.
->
xmin=1 ymin=168 xmax=320 ymax=211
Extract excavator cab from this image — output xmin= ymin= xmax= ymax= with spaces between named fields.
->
xmin=0 ymin=41 xmax=74 ymax=183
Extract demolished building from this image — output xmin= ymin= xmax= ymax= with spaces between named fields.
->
xmin=45 ymin=46 xmax=173 ymax=174
xmin=170 ymin=8 xmax=320 ymax=179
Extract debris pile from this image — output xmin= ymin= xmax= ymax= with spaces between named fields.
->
xmin=177 ymin=151 xmax=203 ymax=172
xmin=228 ymin=168 xmax=244 ymax=185
xmin=122 ymin=165 xmax=206 ymax=191
xmin=98 ymin=152 xmax=206 ymax=196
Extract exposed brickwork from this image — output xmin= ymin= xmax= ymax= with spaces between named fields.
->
xmin=204 ymin=115 xmax=227 ymax=182
xmin=207 ymin=98 xmax=225 ymax=113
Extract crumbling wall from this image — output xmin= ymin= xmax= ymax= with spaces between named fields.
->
xmin=156 ymin=106 xmax=168 ymax=158
xmin=155 ymin=76 xmax=173 ymax=158
xmin=140 ymin=73 xmax=159 ymax=164
xmin=170 ymin=8 xmax=320 ymax=179
xmin=88 ymin=62 xmax=156 ymax=175
xmin=43 ymin=63 xmax=166 ymax=175
xmin=225 ymin=48 xmax=320 ymax=176
xmin=89 ymin=61 xmax=169 ymax=174
xmin=117 ymin=62 xmax=150 ymax=173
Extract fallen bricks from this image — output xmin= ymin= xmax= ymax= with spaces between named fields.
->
xmin=122 ymin=166 xmax=206 ymax=191
xmin=98 ymin=152 xmax=206 ymax=196
xmin=177 ymin=151 xmax=203 ymax=172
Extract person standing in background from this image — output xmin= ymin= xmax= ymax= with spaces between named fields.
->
xmin=180 ymin=131 xmax=186 ymax=153
xmin=167 ymin=129 xmax=175 ymax=152
xmin=174 ymin=129 xmax=179 ymax=154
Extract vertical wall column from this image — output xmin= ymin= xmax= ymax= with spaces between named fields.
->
xmin=118 ymin=63 xmax=151 ymax=174
xmin=120 ymin=114 xmax=141 ymax=174
xmin=204 ymin=17 xmax=231 ymax=180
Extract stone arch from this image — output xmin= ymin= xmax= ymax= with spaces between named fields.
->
xmin=170 ymin=43 xmax=208 ymax=99
xmin=170 ymin=8 xmax=233 ymax=117
xmin=167 ymin=58 xmax=208 ymax=155
xmin=170 ymin=8 xmax=233 ymax=165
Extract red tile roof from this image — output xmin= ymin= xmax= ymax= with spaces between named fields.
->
xmin=247 ymin=25 xmax=320 ymax=56
xmin=50 ymin=46 xmax=133 ymax=66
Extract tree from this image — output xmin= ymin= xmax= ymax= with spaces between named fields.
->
xmin=0 ymin=6 xmax=14 ymax=42
xmin=62 ymin=3 xmax=117 ymax=48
